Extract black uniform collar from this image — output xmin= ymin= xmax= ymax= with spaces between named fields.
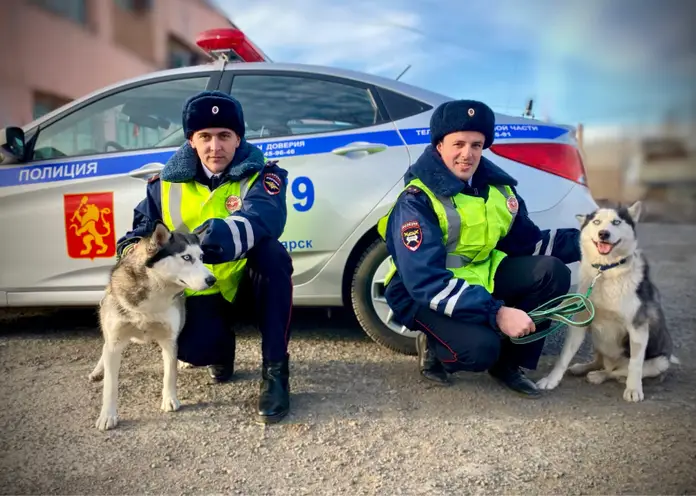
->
xmin=161 ymin=139 xmax=265 ymax=184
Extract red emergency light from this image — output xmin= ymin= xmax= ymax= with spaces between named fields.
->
xmin=196 ymin=28 xmax=267 ymax=63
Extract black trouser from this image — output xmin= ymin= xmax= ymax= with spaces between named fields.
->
xmin=176 ymin=237 xmax=294 ymax=366
xmin=412 ymin=256 xmax=571 ymax=371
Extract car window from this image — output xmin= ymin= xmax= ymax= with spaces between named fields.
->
xmin=375 ymin=87 xmax=432 ymax=121
xmin=31 ymin=76 xmax=209 ymax=161
xmin=229 ymin=74 xmax=386 ymax=139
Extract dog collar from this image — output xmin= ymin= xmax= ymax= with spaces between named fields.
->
xmin=591 ymin=256 xmax=630 ymax=272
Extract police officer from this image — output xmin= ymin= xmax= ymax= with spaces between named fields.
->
xmin=117 ymin=90 xmax=294 ymax=423
xmin=378 ymin=100 xmax=581 ymax=397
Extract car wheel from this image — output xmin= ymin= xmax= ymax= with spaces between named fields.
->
xmin=350 ymin=239 xmax=420 ymax=355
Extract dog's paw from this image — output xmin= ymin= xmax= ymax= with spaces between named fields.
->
xmin=178 ymin=360 xmax=195 ymax=370
xmin=568 ymin=363 xmax=589 ymax=376
xmin=623 ymin=386 xmax=644 ymax=402
xmin=161 ymin=396 xmax=181 ymax=412
xmin=536 ymin=374 xmax=562 ymax=390
xmin=96 ymin=411 xmax=118 ymax=431
xmin=586 ymin=370 xmax=607 ymax=384
xmin=88 ymin=371 xmax=103 ymax=382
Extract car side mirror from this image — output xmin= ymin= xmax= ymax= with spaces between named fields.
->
xmin=0 ymin=126 xmax=26 ymax=161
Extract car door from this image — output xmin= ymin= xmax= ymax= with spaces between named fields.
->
xmin=226 ymin=71 xmax=411 ymax=287
xmin=0 ymin=73 xmax=214 ymax=307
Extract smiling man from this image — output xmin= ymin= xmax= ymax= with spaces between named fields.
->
xmin=378 ymin=99 xmax=583 ymax=397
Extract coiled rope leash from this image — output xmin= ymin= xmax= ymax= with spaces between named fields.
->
xmin=509 ymin=271 xmax=602 ymax=345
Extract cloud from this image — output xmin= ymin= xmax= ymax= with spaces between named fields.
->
xmin=216 ymin=0 xmax=477 ymax=79
xmin=215 ymin=0 xmax=695 ymax=126
xmin=489 ymin=0 xmax=695 ymax=76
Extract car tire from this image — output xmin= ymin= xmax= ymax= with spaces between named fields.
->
xmin=350 ymin=238 xmax=418 ymax=355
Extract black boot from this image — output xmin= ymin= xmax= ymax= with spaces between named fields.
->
xmin=416 ymin=332 xmax=450 ymax=386
xmin=207 ymin=345 xmax=235 ymax=383
xmin=207 ymin=331 xmax=236 ymax=383
xmin=207 ymin=361 xmax=234 ymax=383
xmin=488 ymin=361 xmax=541 ymax=398
xmin=257 ymin=356 xmax=290 ymax=424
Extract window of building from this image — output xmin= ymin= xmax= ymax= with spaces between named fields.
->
xmin=30 ymin=0 xmax=88 ymax=25
xmin=230 ymin=74 xmax=385 ymax=139
xmin=167 ymin=36 xmax=206 ymax=69
xmin=114 ymin=0 xmax=152 ymax=13
xmin=33 ymin=91 xmax=73 ymax=121
xmin=31 ymin=76 xmax=210 ymax=161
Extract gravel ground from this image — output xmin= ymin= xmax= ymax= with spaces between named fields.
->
xmin=1 ymin=222 xmax=695 ymax=495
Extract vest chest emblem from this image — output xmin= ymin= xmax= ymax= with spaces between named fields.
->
xmin=225 ymin=195 xmax=242 ymax=214
xmin=506 ymin=195 xmax=519 ymax=214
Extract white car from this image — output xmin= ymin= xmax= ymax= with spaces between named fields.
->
xmin=0 ymin=32 xmax=596 ymax=355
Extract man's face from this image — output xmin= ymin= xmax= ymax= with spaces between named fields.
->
xmin=189 ymin=128 xmax=240 ymax=174
xmin=436 ymin=131 xmax=485 ymax=182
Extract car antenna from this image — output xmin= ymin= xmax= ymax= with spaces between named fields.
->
xmin=523 ymin=98 xmax=535 ymax=118
xmin=396 ymin=64 xmax=412 ymax=81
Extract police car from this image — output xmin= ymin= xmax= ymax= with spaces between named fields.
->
xmin=0 ymin=28 xmax=597 ymax=355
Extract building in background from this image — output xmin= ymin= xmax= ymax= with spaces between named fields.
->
xmin=0 ymin=0 xmax=256 ymax=127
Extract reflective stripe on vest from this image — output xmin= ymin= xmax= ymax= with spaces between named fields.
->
xmin=166 ymin=175 xmax=256 ymax=234
xmin=441 ymin=184 xmax=517 ymax=269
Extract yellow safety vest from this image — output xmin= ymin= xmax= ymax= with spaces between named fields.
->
xmin=377 ymin=178 xmax=518 ymax=294
xmin=160 ymin=172 xmax=259 ymax=303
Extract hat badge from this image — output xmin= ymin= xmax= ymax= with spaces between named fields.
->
xmin=212 ymin=105 xmax=219 ymax=115
xmin=468 ymin=108 xmax=475 ymax=117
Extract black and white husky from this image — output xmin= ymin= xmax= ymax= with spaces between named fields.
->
xmin=89 ymin=223 xmax=216 ymax=430
xmin=537 ymin=201 xmax=678 ymax=402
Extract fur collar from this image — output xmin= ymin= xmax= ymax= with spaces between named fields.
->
xmin=160 ymin=140 xmax=265 ymax=183
xmin=404 ymin=145 xmax=517 ymax=196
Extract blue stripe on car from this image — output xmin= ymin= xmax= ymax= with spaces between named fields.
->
xmin=0 ymin=124 xmax=568 ymax=187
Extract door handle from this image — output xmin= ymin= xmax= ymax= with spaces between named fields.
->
xmin=129 ymin=162 xmax=164 ymax=180
xmin=331 ymin=141 xmax=388 ymax=156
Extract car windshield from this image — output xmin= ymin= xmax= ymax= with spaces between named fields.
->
xmin=30 ymin=77 xmax=208 ymax=160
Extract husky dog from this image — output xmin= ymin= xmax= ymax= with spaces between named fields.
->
xmin=89 ymin=223 xmax=216 ymax=430
xmin=537 ymin=201 xmax=678 ymax=402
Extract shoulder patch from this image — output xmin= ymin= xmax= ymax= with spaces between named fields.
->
xmin=405 ymin=185 xmax=422 ymax=195
xmin=148 ymin=173 xmax=160 ymax=183
xmin=265 ymin=160 xmax=279 ymax=168
xmin=401 ymin=220 xmax=423 ymax=252
xmin=263 ymin=172 xmax=282 ymax=195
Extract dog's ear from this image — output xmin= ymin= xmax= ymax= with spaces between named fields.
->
xmin=149 ymin=222 xmax=171 ymax=251
xmin=575 ymin=214 xmax=587 ymax=225
xmin=627 ymin=200 xmax=642 ymax=223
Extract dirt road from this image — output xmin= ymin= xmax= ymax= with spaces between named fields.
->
xmin=1 ymin=223 xmax=695 ymax=495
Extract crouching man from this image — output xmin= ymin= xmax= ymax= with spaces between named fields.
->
xmin=378 ymin=99 xmax=581 ymax=397
xmin=117 ymin=90 xmax=294 ymax=423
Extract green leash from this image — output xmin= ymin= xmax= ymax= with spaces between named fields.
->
xmin=509 ymin=272 xmax=601 ymax=345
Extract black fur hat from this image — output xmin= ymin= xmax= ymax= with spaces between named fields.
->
xmin=182 ymin=90 xmax=245 ymax=139
xmin=430 ymin=100 xmax=495 ymax=148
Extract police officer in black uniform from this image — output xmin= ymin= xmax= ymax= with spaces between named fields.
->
xmin=380 ymin=100 xmax=582 ymax=397
xmin=117 ymin=91 xmax=294 ymax=423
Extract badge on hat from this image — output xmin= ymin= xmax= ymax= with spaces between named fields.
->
xmin=507 ymin=196 xmax=519 ymax=214
xmin=263 ymin=173 xmax=282 ymax=195
xmin=401 ymin=220 xmax=423 ymax=252
xmin=212 ymin=105 xmax=219 ymax=115
xmin=468 ymin=108 xmax=475 ymax=117
xmin=225 ymin=195 xmax=242 ymax=213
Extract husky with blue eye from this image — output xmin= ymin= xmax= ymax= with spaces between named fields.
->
xmin=89 ymin=223 xmax=216 ymax=430
xmin=537 ymin=201 xmax=679 ymax=402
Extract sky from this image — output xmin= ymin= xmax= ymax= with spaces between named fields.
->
xmin=215 ymin=0 xmax=695 ymax=130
